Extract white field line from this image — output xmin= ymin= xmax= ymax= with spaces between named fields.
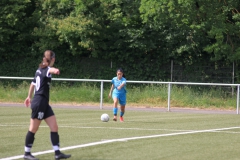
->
xmin=0 ymin=126 xmax=240 ymax=160
xmin=0 ymin=124 xmax=194 ymax=132
xmin=2 ymin=124 xmax=240 ymax=133
xmin=3 ymin=124 xmax=238 ymax=132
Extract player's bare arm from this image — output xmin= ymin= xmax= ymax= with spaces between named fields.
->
xmin=24 ymin=83 xmax=35 ymax=107
xmin=49 ymin=67 xmax=60 ymax=75
xmin=117 ymin=82 xmax=125 ymax=90
xmin=109 ymin=84 xmax=114 ymax=98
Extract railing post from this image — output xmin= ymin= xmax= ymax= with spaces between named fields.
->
xmin=168 ymin=83 xmax=171 ymax=111
xmin=100 ymin=81 xmax=104 ymax=109
xmin=237 ymin=85 xmax=239 ymax=114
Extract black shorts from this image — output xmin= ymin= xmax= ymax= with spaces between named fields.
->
xmin=30 ymin=95 xmax=54 ymax=120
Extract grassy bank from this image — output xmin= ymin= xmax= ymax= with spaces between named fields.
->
xmin=0 ymin=81 xmax=237 ymax=110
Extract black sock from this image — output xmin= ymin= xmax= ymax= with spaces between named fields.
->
xmin=51 ymin=132 xmax=60 ymax=155
xmin=51 ymin=132 xmax=59 ymax=146
xmin=25 ymin=131 xmax=35 ymax=155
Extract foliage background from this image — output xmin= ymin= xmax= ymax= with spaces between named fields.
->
xmin=1 ymin=0 xmax=240 ymax=83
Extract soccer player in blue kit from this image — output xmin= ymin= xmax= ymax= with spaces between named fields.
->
xmin=23 ymin=50 xmax=71 ymax=160
xmin=108 ymin=68 xmax=127 ymax=122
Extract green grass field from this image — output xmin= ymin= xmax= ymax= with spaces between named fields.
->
xmin=1 ymin=105 xmax=240 ymax=160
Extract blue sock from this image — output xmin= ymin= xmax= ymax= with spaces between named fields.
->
xmin=120 ymin=111 xmax=124 ymax=117
xmin=113 ymin=108 xmax=118 ymax=116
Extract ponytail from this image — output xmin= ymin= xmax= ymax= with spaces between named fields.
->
xmin=39 ymin=57 xmax=50 ymax=68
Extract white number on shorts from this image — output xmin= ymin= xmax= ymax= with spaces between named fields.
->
xmin=38 ymin=112 xmax=44 ymax=119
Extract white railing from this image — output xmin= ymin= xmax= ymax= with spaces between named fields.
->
xmin=0 ymin=76 xmax=239 ymax=114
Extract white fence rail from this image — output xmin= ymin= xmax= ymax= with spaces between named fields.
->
xmin=0 ymin=76 xmax=239 ymax=114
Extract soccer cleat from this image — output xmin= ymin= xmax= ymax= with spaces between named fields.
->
xmin=113 ymin=116 xmax=117 ymax=121
xmin=55 ymin=152 xmax=71 ymax=160
xmin=23 ymin=154 xmax=39 ymax=160
xmin=120 ymin=116 xmax=124 ymax=122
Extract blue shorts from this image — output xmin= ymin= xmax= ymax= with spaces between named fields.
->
xmin=112 ymin=92 xmax=126 ymax=106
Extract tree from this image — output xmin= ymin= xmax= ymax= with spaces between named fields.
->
xmin=0 ymin=0 xmax=39 ymax=58
xmin=139 ymin=0 xmax=240 ymax=64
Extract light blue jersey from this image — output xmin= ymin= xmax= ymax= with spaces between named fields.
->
xmin=112 ymin=77 xmax=127 ymax=94
xmin=111 ymin=77 xmax=127 ymax=105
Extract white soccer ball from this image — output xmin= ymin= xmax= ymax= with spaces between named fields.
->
xmin=101 ymin=113 xmax=109 ymax=122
